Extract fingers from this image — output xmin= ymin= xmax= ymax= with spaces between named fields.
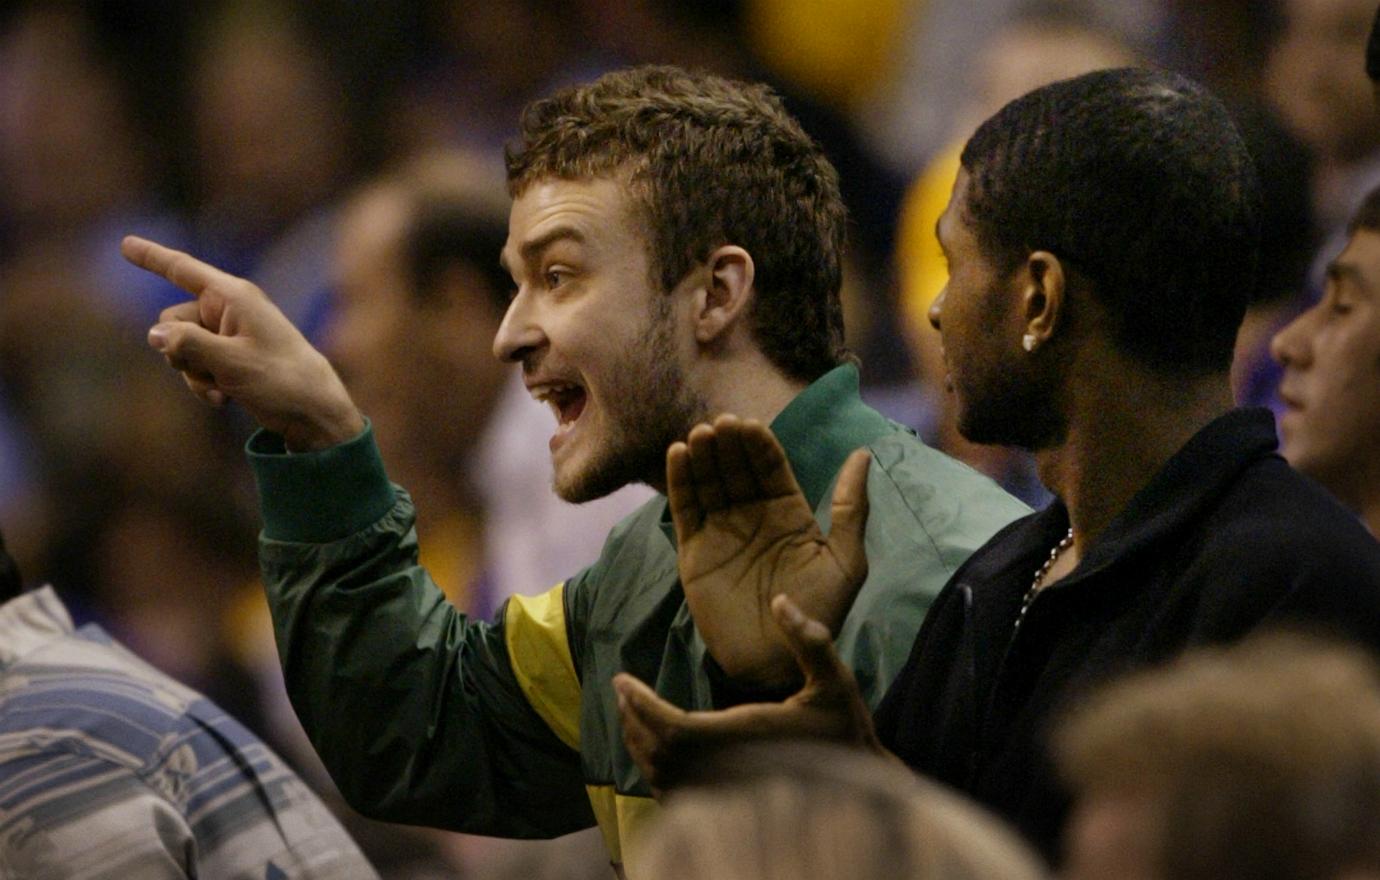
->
xmin=666 ymin=442 xmax=702 ymax=544
xmin=826 ymin=449 xmax=872 ymax=587
xmin=614 ymin=673 xmax=685 ymax=790
xmin=149 ymin=320 xmax=234 ymax=400
xmin=182 ymin=372 xmax=228 ymax=408
xmin=669 ymin=414 xmax=773 ymax=541
xmin=158 ymin=301 xmax=202 ymax=325
xmin=615 ymin=670 xmax=816 ymax=788
xmin=771 ymin=594 xmax=848 ymax=686
xmin=121 ymin=236 xmax=241 ymax=298
xmin=680 ymin=415 xmax=791 ymax=509
xmin=739 ymin=418 xmax=801 ymax=499
xmin=710 ymin=416 xmax=758 ymax=505
xmin=686 ymin=422 xmax=727 ymax=511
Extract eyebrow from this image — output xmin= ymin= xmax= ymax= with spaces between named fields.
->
xmin=1326 ymin=260 xmax=1372 ymax=293
xmin=499 ymin=225 xmax=586 ymax=275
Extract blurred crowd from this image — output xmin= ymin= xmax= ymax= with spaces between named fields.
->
xmin=1 ymin=0 xmax=1378 ymax=877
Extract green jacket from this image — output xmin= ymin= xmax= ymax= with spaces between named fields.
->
xmin=248 ymin=365 xmax=1028 ymax=865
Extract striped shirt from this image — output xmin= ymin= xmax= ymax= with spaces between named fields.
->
xmin=0 ymin=587 xmax=379 ymax=879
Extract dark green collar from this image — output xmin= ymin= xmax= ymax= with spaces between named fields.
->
xmin=656 ymin=364 xmax=899 ymax=544
xmin=769 ymin=363 xmax=897 ymax=511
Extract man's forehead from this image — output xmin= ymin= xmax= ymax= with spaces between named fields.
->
xmin=508 ymin=177 xmax=635 ymax=234
xmin=1335 ymin=228 xmax=1380 ymax=284
xmin=936 ymin=170 xmax=972 ymax=242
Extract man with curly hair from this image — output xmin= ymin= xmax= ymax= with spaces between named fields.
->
xmin=124 ymin=66 xmax=1025 ymax=871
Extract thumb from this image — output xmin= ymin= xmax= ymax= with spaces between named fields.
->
xmin=826 ymin=449 xmax=871 ymax=587
xmin=771 ymin=594 xmax=848 ymax=688
xmin=614 ymin=673 xmax=684 ymax=790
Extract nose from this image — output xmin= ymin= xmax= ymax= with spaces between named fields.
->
xmin=928 ymin=288 xmax=946 ymax=331
xmin=493 ymin=287 xmax=545 ymax=364
xmin=1269 ymin=306 xmax=1314 ymax=368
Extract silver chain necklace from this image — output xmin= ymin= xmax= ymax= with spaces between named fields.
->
xmin=1013 ymin=527 xmax=1074 ymax=634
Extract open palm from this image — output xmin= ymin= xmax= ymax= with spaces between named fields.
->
xmin=668 ymin=415 xmax=871 ymax=688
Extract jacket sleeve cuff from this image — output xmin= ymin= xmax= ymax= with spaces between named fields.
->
xmin=246 ymin=421 xmax=397 ymax=543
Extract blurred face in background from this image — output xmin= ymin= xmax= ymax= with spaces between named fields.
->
xmin=0 ymin=8 xmax=145 ymax=234
xmin=330 ymin=185 xmax=507 ymax=471
xmin=1267 ymin=0 xmax=1380 ymax=163
xmin=1271 ymin=226 xmax=1380 ymax=514
xmin=191 ymin=15 xmax=348 ymax=238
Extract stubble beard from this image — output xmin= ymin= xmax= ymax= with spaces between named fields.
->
xmin=955 ymin=355 xmax=1066 ymax=452
xmin=553 ymin=301 xmax=707 ymax=503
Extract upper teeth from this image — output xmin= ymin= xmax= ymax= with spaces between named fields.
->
xmin=533 ymin=383 xmax=580 ymax=404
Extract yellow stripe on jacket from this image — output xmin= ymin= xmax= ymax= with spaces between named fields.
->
xmin=587 ymin=785 xmax=659 ymax=869
xmin=504 ymin=584 xmax=582 ymax=751
xmin=503 ymin=584 xmax=660 ymax=871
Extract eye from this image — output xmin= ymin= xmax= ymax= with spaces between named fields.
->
xmin=545 ymin=269 xmax=567 ymax=288
xmin=1329 ymin=290 xmax=1355 ymax=316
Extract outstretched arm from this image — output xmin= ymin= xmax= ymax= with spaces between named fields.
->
xmin=125 ymin=236 xmax=593 ymax=836
xmin=668 ymin=414 xmax=871 ymax=688
xmin=613 ymin=595 xmax=891 ymax=793
xmin=121 ymin=235 xmax=363 ymax=451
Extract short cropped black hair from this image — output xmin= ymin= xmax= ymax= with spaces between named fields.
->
xmin=960 ymin=67 xmax=1262 ymax=375
xmin=404 ymin=198 xmax=512 ymax=315
xmin=1349 ymin=184 xmax=1380 ymax=236
xmin=0 ymin=530 xmax=23 ymax=603
xmin=1367 ymin=2 xmax=1380 ymax=82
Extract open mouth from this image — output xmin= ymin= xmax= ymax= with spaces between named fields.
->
xmin=537 ymin=382 xmax=588 ymax=428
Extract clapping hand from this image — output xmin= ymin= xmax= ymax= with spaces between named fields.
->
xmin=668 ymin=414 xmax=871 ymax=687
xmin=613 ymin=594 xmax=886 ymax=795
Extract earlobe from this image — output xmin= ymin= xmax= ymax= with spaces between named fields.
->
xmin=696 ymin=245 xmax=755 ymax=344
xmin=1021 ymin=250 xmax=1065 ymax=351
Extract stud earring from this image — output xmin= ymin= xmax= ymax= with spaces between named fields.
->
xmin=1022 ymin=333 xmax=1037 ymax=352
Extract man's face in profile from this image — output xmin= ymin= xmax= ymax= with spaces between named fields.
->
xmin=496 ymin=176 xmax=704 ymax=502
xmin=1272 ymin=228 xmax=1380 ymax=503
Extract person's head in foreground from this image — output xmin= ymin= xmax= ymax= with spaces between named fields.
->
xmin=628 ymin=740 xmax=1047 ymax=880
xmin=1271 ymin=184 xmax=1380 ymax=536
xmin=497 ymin=65 xmax=850 ymax=502
xmin=1057 ymin=632 xmax=1380 ymax=880
xmin=933 ymin=66 xmax=1259 ymax=450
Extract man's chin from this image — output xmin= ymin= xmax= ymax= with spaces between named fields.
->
xmin=552 ymin=460 xmax=631 ymax=504
xmin=551 ymin=442 xmax=664 ymax=503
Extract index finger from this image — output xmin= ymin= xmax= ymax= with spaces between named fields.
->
xmin=121 ymin=236 xmax=238 ymax=298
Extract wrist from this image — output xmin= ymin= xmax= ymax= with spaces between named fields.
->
xmin=279 ymin=355 xmax=365 ymax=452
xmin=281 ymin=400 xmax=365 ymax=452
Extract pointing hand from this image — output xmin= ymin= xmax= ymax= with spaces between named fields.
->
xmin=123 ymin=235 xmax=364 ymax=450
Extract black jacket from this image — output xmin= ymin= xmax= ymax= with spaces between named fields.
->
xmin=874 ymin=409 xmax=1380 ymax=862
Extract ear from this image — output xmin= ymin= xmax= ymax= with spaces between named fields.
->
xmin=693 ymin=245 xmax=755 ymax=345
xmin=1020 ymin=250 xmax=1066 ymax=351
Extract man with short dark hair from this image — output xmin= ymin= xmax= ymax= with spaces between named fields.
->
xmin=0 ymin=538 xmax=378 ymax=879
xmin=614 ymin=67 xmax=1380 ymax=862
xmin=1271 ymin=184 xmax=1380 ymax=536
xmin=123 ymin=65 xmax=1026 ymax=869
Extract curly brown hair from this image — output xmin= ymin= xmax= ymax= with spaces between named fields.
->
xmin=506 ymin=65 xmax=850 ymax=383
